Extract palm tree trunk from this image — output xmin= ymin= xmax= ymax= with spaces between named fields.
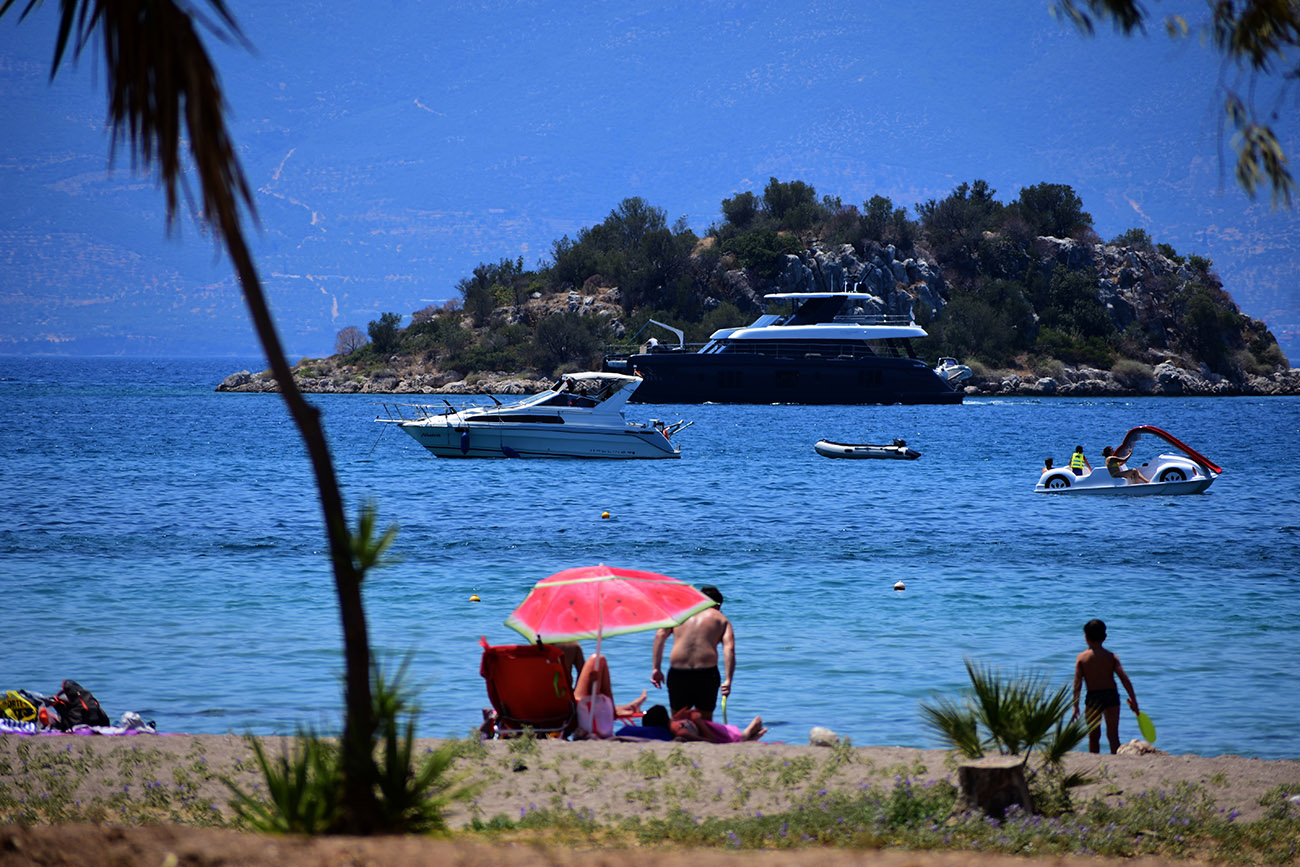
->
xmin=9 ymin=0 xmax=383 ymax=831
xmin=219 ymin=212 xmax=379 ymax=833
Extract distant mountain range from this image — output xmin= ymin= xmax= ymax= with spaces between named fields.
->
xmin=2 ymin=2 xmax=1296 ymax=363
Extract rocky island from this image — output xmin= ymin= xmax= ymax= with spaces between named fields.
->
xmin=218 ymin=181 xmax=1299 ymax=399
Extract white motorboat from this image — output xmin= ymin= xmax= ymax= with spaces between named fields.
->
xmin=376 ymin=372 xmax=691 ymax=459
xmin=933 ymin=357 xmax=973 ymax=386
xmin=1035 ymin=426 xmax=1221 ymax=495
xmin=814 ymin=438 xmax=921 ymax=460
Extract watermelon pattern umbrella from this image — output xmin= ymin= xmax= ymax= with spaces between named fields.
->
xmin=505 ymin=564 xmax=716 ymax=661
xmin=505 ymin=564 xmax=716 ymax=736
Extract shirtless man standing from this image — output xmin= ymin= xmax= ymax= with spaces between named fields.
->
xmin=650 ymin=585 xmax=734 ymax=720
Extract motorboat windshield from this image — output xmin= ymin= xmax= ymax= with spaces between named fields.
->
xmin=519 ymin=372 xmax=640 ymax=411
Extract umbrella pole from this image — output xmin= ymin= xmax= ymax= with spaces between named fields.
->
xmin=595 ymin=582 xmax=603 ymax=660
xmin=590 ymin=585 xmax=604 ymax=734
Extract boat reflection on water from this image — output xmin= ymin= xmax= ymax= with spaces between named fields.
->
xmin=376 ymin=372 xmax=691 ymax=459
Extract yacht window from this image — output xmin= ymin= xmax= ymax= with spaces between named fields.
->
xmin=538 ymin=394 xmax=597 ymax=407
xmin=474 ymin=414 xmax=564 ymax=424
xmin=878 ymin=339 xmax=919 ymax=359
xmin=858 ymin=369 xmax=882 ymax=386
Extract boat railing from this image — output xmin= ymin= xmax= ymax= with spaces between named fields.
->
xmin=703 ymin=339 xmax=920 ymax=360
xmin=603 ymin=342 xmax=708 ymax=359
xmin=830 ymin=313 xmax=914 ymax=325
xmin=374 ymin=401 xmax=466 ymax=422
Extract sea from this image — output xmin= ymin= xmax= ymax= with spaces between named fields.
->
xmin=1 ymin=356 xmax=1297 ymax=759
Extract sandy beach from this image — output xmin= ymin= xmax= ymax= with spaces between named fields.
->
xmin=3 ymin=732 xmax=1298 ymax=866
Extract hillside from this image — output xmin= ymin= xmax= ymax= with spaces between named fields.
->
xmin=6 ymin=3 xmax=1300 ymax=364
xmin=218 ymin=181 xmax=1299 ymax=398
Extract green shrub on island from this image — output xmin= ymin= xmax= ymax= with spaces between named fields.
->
xmin=304 ymin=177 xmax=1288 ymax=387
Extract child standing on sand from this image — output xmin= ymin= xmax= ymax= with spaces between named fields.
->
xmin=1071 ymin=619 xmax=1140 ymax=754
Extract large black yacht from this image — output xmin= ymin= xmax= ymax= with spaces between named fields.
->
xmin=606 ymin=292 xmax=966 ymax=405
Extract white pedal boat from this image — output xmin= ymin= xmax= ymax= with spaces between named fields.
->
xmin=815 ymin=438 xmax=921 ymax=460
xmin=1036 ymin=426 xmax=1221 ymax=495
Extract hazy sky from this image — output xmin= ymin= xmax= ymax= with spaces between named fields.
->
xmin=2 ymin=0 xmax=1297 ymax=360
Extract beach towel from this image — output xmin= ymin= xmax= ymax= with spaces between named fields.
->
xmin=0 ymin=717 xmax=38 ymax=734
xmin=1 ymin=690 xmax=39 ymax=723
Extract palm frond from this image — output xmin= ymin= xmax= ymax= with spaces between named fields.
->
xmin=1012 ymin=678 xmax=1072 ymax=753
xmin=1041 ymin=713 xmax=1093 ymax=767
xmin=371 ymin=657 xmax=480 ymax=833
xmin=350 ymin=500 xmax=400 ymax=577
xmin=223 ymin=731 xmax=342 ymax=834
xmin=965 ymin=658 xmax=1017 ymax=753
xmin=919 ymin=693 xmax=984 ymax=758
xmin=33 ymin=0 xmax=256 ymax=242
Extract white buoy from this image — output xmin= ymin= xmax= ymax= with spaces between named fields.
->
xmin=893 ymin=581 xmax=905 ymax=592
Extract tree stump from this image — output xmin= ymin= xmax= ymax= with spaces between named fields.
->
xmin=956 ymin=756 xmax=1033 ymax=818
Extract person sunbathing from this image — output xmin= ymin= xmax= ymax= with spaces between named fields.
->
xmin=671 ymin=712 xmax=767 ymax=742
xmin=614 ymin=703 xmax=675 ymax=740
xmin=615 ymin=704 xmax=765 ymax=742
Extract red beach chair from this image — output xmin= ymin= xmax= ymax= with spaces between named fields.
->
xmin=478 ymin=637 xmax=576 ymax=738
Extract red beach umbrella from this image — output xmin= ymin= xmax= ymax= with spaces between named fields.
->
xmin=504 ymin=564 xmax=715 ymax=659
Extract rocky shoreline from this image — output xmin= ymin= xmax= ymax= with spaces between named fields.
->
xmin=216 ymin=360 xmax=1300 ymax=398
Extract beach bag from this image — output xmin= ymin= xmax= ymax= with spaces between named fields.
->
xmin=1 ymin=690 xmax=39 ymax=722
xmin=575 ymin=693 xmax=615 ymax=739
xmin=50 ymin=680 xmax=110 ymax=729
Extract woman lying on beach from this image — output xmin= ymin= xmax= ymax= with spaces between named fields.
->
xmin=611 ymin=703 xmax=767 ymax=742
xmin=669 ymin=706 xmax=767 ymax=742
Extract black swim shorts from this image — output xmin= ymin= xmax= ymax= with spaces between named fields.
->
xmin=666 ymin=666 xmax=720 ymax=715
xmin=1085 ymin=687 xmax=1120 ymax=712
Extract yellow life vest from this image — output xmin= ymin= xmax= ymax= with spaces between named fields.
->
xmin=1071 ymin=451 xmax=1087 ymax=469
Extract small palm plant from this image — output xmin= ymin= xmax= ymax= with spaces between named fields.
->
xmin=225 ymin=504 xmax=477 ymax=833
xmin=225 ymin=658 xmax=478 ymax=834
xmin=227 ymin=729 xmax=342 ymax=834
xmin=920 ymin=658 xmax=1093 ymax=813
xmin=370 ymin=657 xmax=480 ymax=834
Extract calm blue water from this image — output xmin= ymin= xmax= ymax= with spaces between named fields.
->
xmin=2 ymin=357 xmax=1298 ymax=758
